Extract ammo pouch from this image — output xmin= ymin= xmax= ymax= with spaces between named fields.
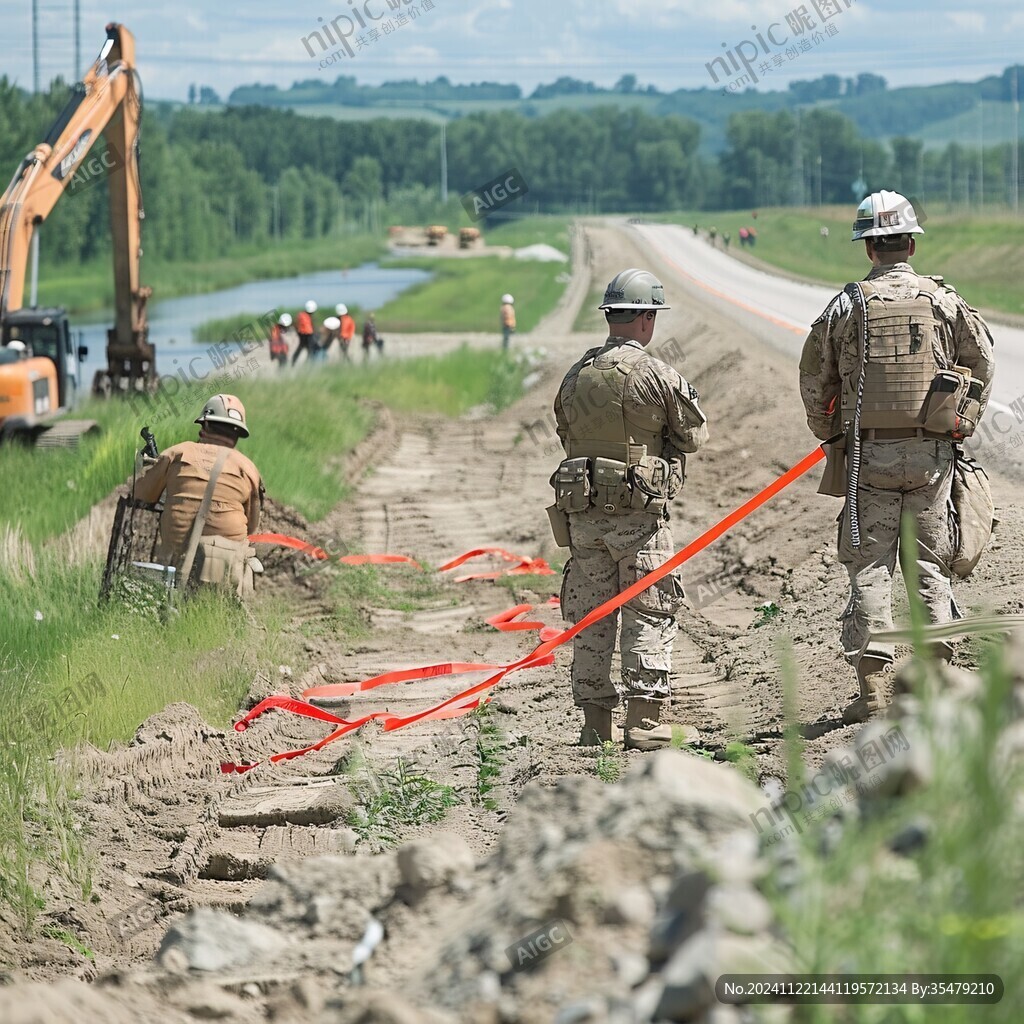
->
xmin=552 ymin=454 xmax=680 ymax=517
xmin=921 ymin=367 xmax=979 ymax=439
xmin=546 ymin=504 xmax=571 ymax=547
xmin=628 ymin=455 xmax=677 ymax=514
xmin=551 ymin=457 xmax=591 ymax=512
xmin=193 ymin=536 xmax=255 ymax=592
xmin=591 ymin=457 xmax=633 ymax=513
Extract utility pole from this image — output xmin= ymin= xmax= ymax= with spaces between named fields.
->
xmin=1013 ymin=67 xmax=1020 ymax=214
xmin=32 ymin=0 xmax=40 ymax=93
xmin=439 ymin=122 xmax=448 ymax=204
xmin=74 ymin=0 xmax=81 ymax=80
xmin=978 ymin=99 xmax=984 ymax=209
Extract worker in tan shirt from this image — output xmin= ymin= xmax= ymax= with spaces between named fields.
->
xmin=135 ymin=394 xmax=264 ymax=594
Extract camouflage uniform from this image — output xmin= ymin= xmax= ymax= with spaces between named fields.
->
xmin=554 ymin=336 xmax=709 ymax=709
xmin=800 ymin=263 xmax=995 ymax=664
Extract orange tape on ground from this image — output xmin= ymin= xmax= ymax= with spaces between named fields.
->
xmin=249 ymin=533 xmax=422 ymax=569
xmin=226 ymin=447 xmax=825 ymax=769
xmin=439 ymin=546 xmax=555 ymax=581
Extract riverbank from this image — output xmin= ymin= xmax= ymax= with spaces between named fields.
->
xmin=35 ymin=234 xmax=385 ymax=317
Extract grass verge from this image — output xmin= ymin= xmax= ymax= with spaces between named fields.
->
xmin=376 ymin=256 xmax=568 ymax=333
xmin=665 ymin=206 xmax=1024 ymax=318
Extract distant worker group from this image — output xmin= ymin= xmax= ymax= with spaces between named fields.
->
xmin=277 ymin=300 xmax=383 ymax=368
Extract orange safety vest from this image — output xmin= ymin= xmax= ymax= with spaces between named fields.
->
xmin=297 ymin=311 xmax=314 ymax=336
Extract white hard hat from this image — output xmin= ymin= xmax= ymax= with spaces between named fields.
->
xmin=304 ymin=300 xmax=318 ymax=314
xmin=851 ymin=191 xmax=925 ymax=240
xmin=335 ymin=303 xmax=348 ymax=316
xmin=501 ymin=293 xmax=514 ymax=304
xmin=278 ymin=312 xmax=293 ymax=327
xmin=598 ymin=268 xmax=670 ymax=312
xmin=323 ymin=316 xmax=341 ymax=330
xmin=7 ymin=340 xmax=26 ymax=352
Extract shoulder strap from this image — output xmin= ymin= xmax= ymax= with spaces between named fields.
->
xmin=178 ymin=448 xmax=230 ymax=587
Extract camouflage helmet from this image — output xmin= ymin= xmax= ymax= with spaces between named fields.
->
xmin=196 ymin=393 xmax=249 ymax=438
xmin=598 ymin=268 xmax=670 ymax=319
xmin=851 ymin=190 xmax=924 ymax=241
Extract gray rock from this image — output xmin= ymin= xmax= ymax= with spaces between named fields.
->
xmin=555 ymin=999 xmax=604 ymax=1024
xmin=654 ymin=933 xmax=715 ymax=1020
xmin=397 ymin=834 xmax=475 ymax=897
xmin=716 ymin=932 xmax=793 ymax=975
xmin=889 ymin=817 xmax=931 ymax=856
xmin=665 ymin=870 xmax=713 ymax=914
xmin=156 ymin=906 xmax=289 ymax=972
xmin=611 ymin=950 xmax=649 ymax=988
xmin=708 ymin=884 xmax=773 ymax=936
xmin=704 ymin=830 xmax=765 ymax=884
xmin=631 ymin=978 xmax=665 ymax=1023
xmin=602 ymin=884 xmax=656 ymax=926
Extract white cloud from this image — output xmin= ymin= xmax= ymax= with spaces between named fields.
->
xmin=946 ymin=11 xmax=986 ymax=33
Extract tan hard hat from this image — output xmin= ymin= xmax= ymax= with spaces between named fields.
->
xmin=196 ymin=393 xmax=249 ymax=438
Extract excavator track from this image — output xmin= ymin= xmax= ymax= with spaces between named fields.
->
xmin=34 ymin=418 xmax=100 ymax=448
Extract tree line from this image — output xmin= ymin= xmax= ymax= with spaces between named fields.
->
xmin=0 ymin=75 xmax=1020 ymax=275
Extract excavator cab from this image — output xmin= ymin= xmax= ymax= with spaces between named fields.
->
xmin=2 ymin=307 xmax=87 ymax=408
xmin=0 ymin=308 xmax=96 ymax=444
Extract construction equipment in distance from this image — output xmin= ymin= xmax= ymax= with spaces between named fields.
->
xmin=459 ymin=227 xmax=481 ymax=249
xmin=0 ymin=22 xmax=153 ymax=444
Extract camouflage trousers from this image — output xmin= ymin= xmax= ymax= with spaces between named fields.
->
xmin=838 ymin=438 xmax=959 ymax=665
xmin=561 ymin=509 xmax=684 ymax=710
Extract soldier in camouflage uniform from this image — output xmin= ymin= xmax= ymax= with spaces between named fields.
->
xmin=551 ymin=269 xmax=708 ymax=749
xmin=800 ymin=191 xmax=995 ymax=722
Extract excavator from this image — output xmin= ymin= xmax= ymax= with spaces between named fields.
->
xmin=0 ymin=22 xmax=153 ymax=445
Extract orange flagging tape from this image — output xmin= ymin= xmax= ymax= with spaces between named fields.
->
xmin=486 ymin=604 xmax=562 ymax=642
xmin=248 ymin=533 xmax=423 ymax=569
xmin=224 ymin=447 xmax=825 ymax=770
xmin=438 ymin=546 xmax=556 ymax=581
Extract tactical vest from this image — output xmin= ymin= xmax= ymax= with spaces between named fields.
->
xmin=842 ymin=277 xmax=944 ymax=430
xmin=566 ymin=345 xmax=664 ymax=463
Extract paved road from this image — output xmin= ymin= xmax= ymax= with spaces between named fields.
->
xmin=630 ymin=221 xmax=1024 ymax=469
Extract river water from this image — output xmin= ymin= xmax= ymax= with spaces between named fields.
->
xmin=75 ymin=262 xmax=430 ymax=382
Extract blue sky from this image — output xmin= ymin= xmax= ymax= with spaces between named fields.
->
xmin=0 ymin=0 xmax=1020 ymax=101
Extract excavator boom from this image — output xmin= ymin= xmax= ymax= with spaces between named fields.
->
xmin=0 ymin=22 xmax=153 ymax=397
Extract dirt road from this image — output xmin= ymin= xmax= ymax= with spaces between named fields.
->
xmin=6 ymin=219 xmax=1022 ymax=1018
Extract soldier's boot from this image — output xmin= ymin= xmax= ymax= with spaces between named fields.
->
xmin=842 ymin=656 xmax=891 ymax=725
xmin=624 ymin=698 xmax=673 ymax=751
xmin=578 ymin=705 xmax=621 ymax=746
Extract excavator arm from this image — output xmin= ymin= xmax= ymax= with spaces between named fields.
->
xmin=0 ymin=22 xmax=153 ymax=393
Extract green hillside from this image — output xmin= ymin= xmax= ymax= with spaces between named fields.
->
xmin=227 ymin=67 xmax=1024 ymax=155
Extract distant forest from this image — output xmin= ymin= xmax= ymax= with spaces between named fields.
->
xmin=0 ymin=70 xmax=1021 ymax=271
xmin=224 ymin=67 xmax=1024 ymax=148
